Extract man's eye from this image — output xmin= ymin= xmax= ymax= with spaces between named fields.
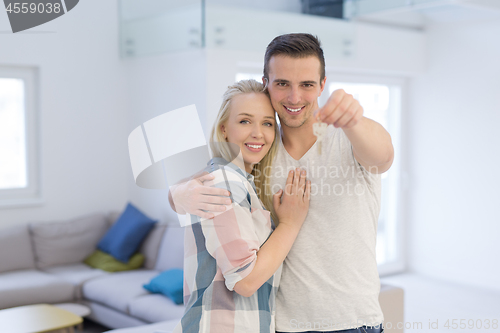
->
xmin=277 ymin=82 xmax=286 ymax=87
xmin=304 ymin=84 xmax=313 ymax=88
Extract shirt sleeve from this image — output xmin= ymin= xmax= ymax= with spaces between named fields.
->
xmin=199 ymin=168 xmax=265 ymax=291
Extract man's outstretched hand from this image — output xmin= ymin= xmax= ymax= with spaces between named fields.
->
xmin=314 ymin=89 xmax=364 ymax=129
xmin=169 ymin=172 xmax=232 ymax=219
xmin=314 ymin=88 xmax=394 ymax=174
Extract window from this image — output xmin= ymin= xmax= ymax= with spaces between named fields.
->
xmin=327 ymin=74 xmax=405 ymax=275
xmin=0 ymin=66 xmax=41 ymax=207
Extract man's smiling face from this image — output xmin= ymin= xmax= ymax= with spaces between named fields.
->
xmin=266 ymin=55 xmax=326 ymax=129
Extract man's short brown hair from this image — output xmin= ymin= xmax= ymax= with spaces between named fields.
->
xmin=264 ymin=33 xmax=325 ymax=82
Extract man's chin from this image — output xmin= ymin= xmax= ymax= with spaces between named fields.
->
xmin=279 ymin=112 xmax=311 ymax=128
xmin=281 ymin=118 xmax=308 ymax=129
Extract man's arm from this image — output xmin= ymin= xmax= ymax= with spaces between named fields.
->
xmin=343 ymin=116 xmax=394 ymax=174
xmin=316 ymin=89 xmax=394 ymax=174
xmin=168 ymin=171 xmax=231 ymax=219
xmin=168 ymin=168 xmax=208 ymax=214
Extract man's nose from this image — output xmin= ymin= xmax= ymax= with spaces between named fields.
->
xmin=287 ymin=86 xmax=301 ymax=105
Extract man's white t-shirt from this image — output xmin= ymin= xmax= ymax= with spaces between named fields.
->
xmin=270 ymin=125 xmax=384 ymax=332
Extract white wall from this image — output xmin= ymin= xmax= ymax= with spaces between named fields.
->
xmin=407 ymin=19 xmax=500 ymax=292
xmin=0 ymin=1 xmax=129 ymax=228
xmin=332 ymin=22 xmax=425 ymax=75
xmin=124 ymin=50 xmax=207 ymax=224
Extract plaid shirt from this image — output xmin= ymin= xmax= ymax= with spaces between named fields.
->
xmin=173 ymin=157 xmax=281 ymax=333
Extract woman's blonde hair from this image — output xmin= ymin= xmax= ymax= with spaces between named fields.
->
xmin=210 ymin=79 xmax=280 ymax=223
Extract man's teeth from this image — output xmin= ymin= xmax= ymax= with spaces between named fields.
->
xmin=246 ymin=144 xmax=263 ymax=149
xmin=286 ymin=106 xmax=302 ymax=112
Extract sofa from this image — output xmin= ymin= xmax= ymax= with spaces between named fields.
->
xmin=0 ymin=211 xmax=185 ymax=332
xmin=0 ymin=211 xmax=405 ymax=333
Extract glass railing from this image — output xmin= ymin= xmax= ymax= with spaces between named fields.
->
xmin=119 ymin=0 xmax=203 ymax=58
xmin=344 ymin=0 xmax=441 ymax=18
xmin=119 ymin=0 xmax=355 ymax=60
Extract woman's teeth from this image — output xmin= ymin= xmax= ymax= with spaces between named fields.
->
xmin=246 ymin=144 xmax=263 ymax=149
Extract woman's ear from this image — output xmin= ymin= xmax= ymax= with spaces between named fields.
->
xmin=221 ymin=124 xmax=227 ymax=140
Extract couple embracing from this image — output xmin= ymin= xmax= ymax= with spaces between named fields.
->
xmin=169 ymin=33 xmax=394 ymax=333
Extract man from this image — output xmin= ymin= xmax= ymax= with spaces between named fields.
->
xmin=170 ymin=33 xmax=393 ymax=333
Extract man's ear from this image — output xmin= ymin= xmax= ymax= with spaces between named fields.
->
xmin=318 ymin=76 xmax=327 ymax=97
xmin=262 ymin=76 xmax=269 ymax=91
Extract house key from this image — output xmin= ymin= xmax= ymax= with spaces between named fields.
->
xmin=313 ymin=115 xmax=327 ymax=155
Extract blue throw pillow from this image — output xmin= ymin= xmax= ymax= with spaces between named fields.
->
xmin=143 ymin=269 xmax=183 ymax=305
xmin=98 ymin=203 xmax=157 ymax=263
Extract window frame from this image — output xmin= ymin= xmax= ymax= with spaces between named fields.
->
xmin=324 ymin=71 xmax=407 ymax=276
xmin=0 ymin=66 xmax=42 ymax=208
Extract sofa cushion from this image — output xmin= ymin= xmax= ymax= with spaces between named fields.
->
xmin=82 ymin=270 xmax=158 ymax=314
xmin=84 ymin=250 xmax=144 ymax=272
xmin=0 ymin=269 xmax=74 ymax=309
xmin=108 ymin=211 xmax=166 ymax=269
xmin=30 ymin=212 xmax=109 ymax=269
xmin=129 ymin=293 xmax=185 ymax=323
xmin=0 ymin=225 xmax=36 ymax=273
xmin=98 ymin=203 xmax=157 ymax=263
xmin=143 ymin=269 xmax=183 ymax=305
xmin=154 ymin=225 xmax=185 ymax=272
xmin=102 ymin=319 xmax=180 ymax=333
xmin=42 ymin=263 xmax=109 ymax=299
xmin=83 ymin=300 xmax=149 ymax=329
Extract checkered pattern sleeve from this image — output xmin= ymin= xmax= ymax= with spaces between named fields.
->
xmin=174 ymin=160 xmax=279 ymax=333
xmin=200 ymin=168 xmax=264 ymax=291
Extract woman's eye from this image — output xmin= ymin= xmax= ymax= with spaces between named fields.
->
xmin=240 ymin=120 xmax=249 ymax=124
xmin=264 ymin=122 xmax=273 ymax=127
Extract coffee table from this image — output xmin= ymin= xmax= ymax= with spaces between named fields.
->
xmin=53 ymin=303 xmax=91 ymax=331
xmin=0 ymin=303 xmax=82 ymax=333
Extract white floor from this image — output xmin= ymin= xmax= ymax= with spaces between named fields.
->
xmin=81 ymin=273 xmax=500 ymax=333
xmin=380 ymin=273 xmax=500 ymax=333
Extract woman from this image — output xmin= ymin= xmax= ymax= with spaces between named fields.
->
xmin=172 ymin=80 xmax=310 ymax=333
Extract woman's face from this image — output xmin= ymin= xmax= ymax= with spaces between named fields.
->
xmin=221 ymin=92 xmax=276 ymax=173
